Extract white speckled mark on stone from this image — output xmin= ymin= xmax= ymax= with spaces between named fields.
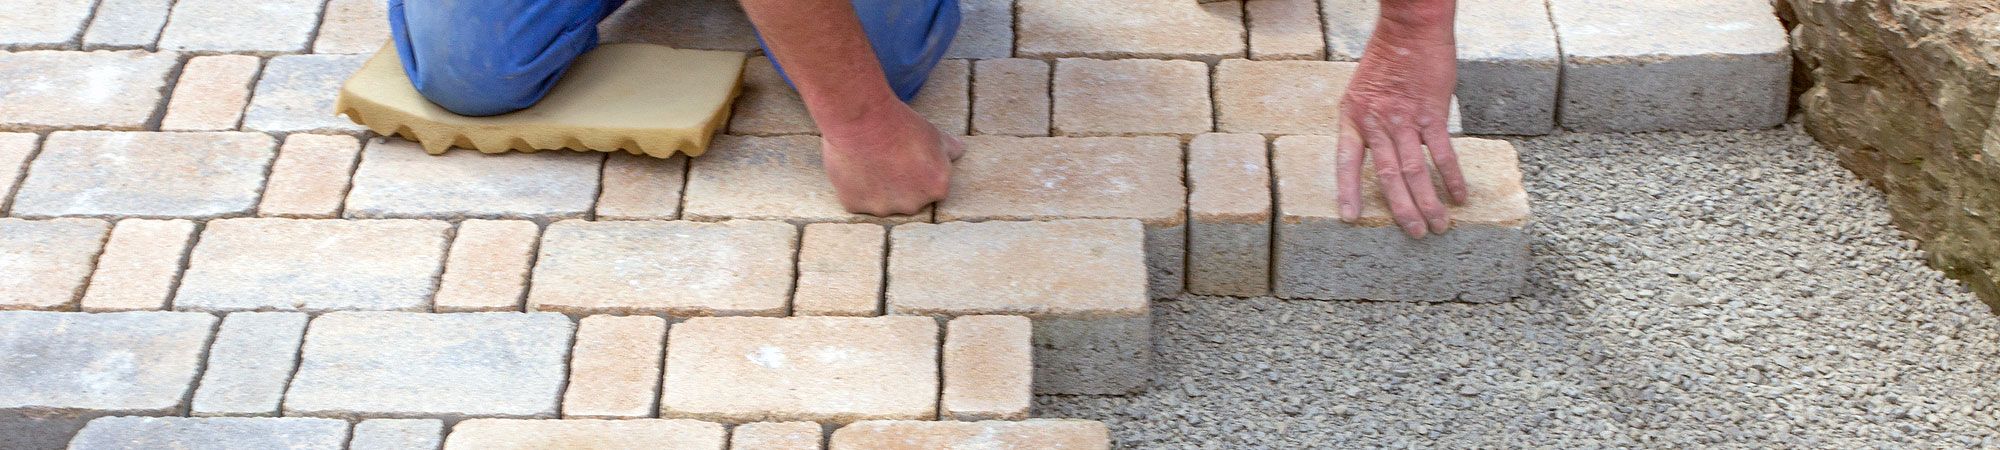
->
xmin=68 ymin=417 xmax=351 ymax=450
xmin=0 ymin=51 xmax=180 ymax=131
xmin=191 ymin=312 xmax=309 ymax=417
xmin=157 ymin=0 xmax=326 ymax=53
xmin=0 ymin=218 xmax=111 ymax=310
xmin=242 ymin=54 xmax=370 ymax=133
xmin=0 ymin=311 xmax=219 ymax=450
xmin=346 ymin=139 xmax=604 ymax=220
xmin=11 ymin=131 xmax=276 ymax=219
xmin=285 ymin=312 xmax=575 ymax=420
xmin=173 ymin=218 xmax=451 ymax=312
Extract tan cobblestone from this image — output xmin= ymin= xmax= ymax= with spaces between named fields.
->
xmin=942 ymin=316 xmax=1032 ymax=421
xmin=971 ymin=58 xmax=1051 ymax=136
xmin=259 ymin=134 xmax=363 ymax=218
xmin=433 ymin=220 xmax=539 ymax=313
xmin=1248 ymin=0 xmax=1325 ymax=60
xmin=313 ymin=0 xmax=390 ymax=54
xmin=1018 ymin=0 xmax=1244 ymax=61
xmin=947 ymin=0 xmax=1013 ymax=59
xmin=686 ymin=135 xmax=926 ymax=224
xmin=910 ymin=59 xmax=970 ymax=136
xmin=13 ymin=131 xmax=275 ymax=218
xmin=175 ymin=218 xmax=451 ymax=312
xmin=1053 ymin=58 xmax=1212 ymax=136
xmin=830 ymin=420 xmax=1111 ymax=450
xmin=1187 ymin=133 xmax=1272 ymax=297
xmin=0 ymin=218 xmax=110 ymax=310
xmin=564 ymin=315 xmax=667 ymax=419
xmin=0 ymin=51 xmax=179 ymax=131
xmin=1215 ymin=60 xmax=1356 ymax=136
xmin=528 ymin=220 xmax=797 ymax=317
xmin=793 ymin=223 xmax=886 ymax=317
xmin=660 ymin=316 xmax=938 ymax=424
xmin=445 ymin=419 xmax=726 ymax=450
xmin=596 ymin=153 xmax=687 ymax=220
xmin=161 ymin=54 xmax=261 ymax=131
xmin=158 ymin=0 xmax=323 ymax=53
xmin=80 ymin=219 xmax=198 ymax=312
xmin=732 ymin=422 xmax=824 ymax=450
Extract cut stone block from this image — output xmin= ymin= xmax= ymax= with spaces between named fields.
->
xmin=732 ymin=422 xmax=824 ymax=450
xmin=80 ymin=219 xmax=198 ymax=312
xmin=886 ymin=220 xmax=1151 ymax=394
xmin=313 ymin=0 xmax=390 ymax=54
xmin=0 ymin=311 xmax=217 ymax=450
xmin=971 ymin=58 xmax=1051 ymax=136
xmin=1052 ymin=58 xmax=1212 ymax=136
xmin=67 ymin=417 xmax=350 ymax=450
xmin=444 ymin=419 xmax=727 ymax=450
xmin=685 ymin=135 xmax=926 ymax=224
xmin=729 ymin=57 xmax=969 ymax=136
xmin=345 ymin=138 xmax=604 ymax=220
xmin=830 ymin=420 xmax=1111 ymax=450
xmin=259 ymin=134 xmax=364 ymax=218
xmin=660 ymin=316 xmax=938 ymax=424
xmin=911 ymin=59 xmax=971 ymax=136
xmin=0 ymin=218 xmax=110 ymax=310
xmin=174 ymin=218 xmax=451 ymax=312
xmin=0 ymin=51 xmax=179 ymax=131
xmin=434 ymin=220 xmax=540 ymax=313
xmin=937 ymin=136 xmax=1186 ymax=298
xmin=243 ymin=54 xmax=369 ymax=134
xmin=285 ymin=312 xmax=574 ymax=420
xmin=947 ymin=0 xmax=1014 ymax=59
xmin=1214 ymin=59 xmax=1353 ymax=136
xmin=564 ymin=315 xmax=667 ymax=419
xmin=1248 ymin=0 xmax=1325 ymax=60
xmin=83 ymin=0 xmax=173 ymax=50
xmin=13 ymin=131 xmax=275 ymax=219
xmin=597 ymin=153 xmax=688 ymax=220
xmin=1547 ymin=0 xmax=1790 ymax=132
xmin=1187 ymin=133 xmax=1273 ymax=297
xmin=0 ymin=133 xmax=35 ymax=212
xmin=600 ymin=0 xmax=762 ymax=52
xmin=161 ymin=54 xmax=262 ymax=131
xmin=792 ymin=223 xmax=886 ymax=317
xmin=1273 ymin=136 xmax=1532 ymax=302
xmin=191 ymin=312 xmax=309 ymax=417
xmin=1324 ymin=0 xmax=1559 ymax=135
xmin=1018 ymin=0 xmax=1244 ymax=61
xmin=942 ymin=316 xmax=1032 ymax=421
xmin=528 ymin=220 xmax=797 ymax=317
xmin=0 ymin=0 xmax=93 ymax=49
xmin=350 ymin=419 xmax=444 ymax=450
xmin=157 ymin=0 xmax=323 ymax=53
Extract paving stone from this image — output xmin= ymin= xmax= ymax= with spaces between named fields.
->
xmin=597 ymin=153 xmax=687 ymax=220
xmin=971 ymin=58 xmax=1051 ymax=136
xmin=946 ymin=0 xmax=1013 ymax=59
xmin=0 ymin=133 xmax=36 ymax=212
xmin=12 ymin=131 xmax=275 ymax=218
xmin=1547 ymin=0 xmax=1790 ymax=132
xmin=1324 ymin=0 xmax=1559 ymax=135
xmin=1051 ymin=58 xmax=1212 ymax=136
xmin=1187 ymin=133 xmax=1272 ymax=297
xmin=313 ymin=0 xmax=391 ymax=54
xmin=67 ymin=417 xmax=350 ymax=450
xmin=936 ymin=136 xmax=1186 ymax=298
xmin=0 ymin=0 xmax=96 ymax=49
xmin=909 ymin=59 xmax=971 ymax=136
xmin=345 ymin=139 xmax=604 ymax=219
xmin=728 ymin=57 xmax=970 ymax=136
xmin=685 ymin=135 xmax=926 ymax=224
xmin=444 ymin=419 xmax=727 ymax=450
xmin=942 ymin=316 xmax=1032 ymax=421
xmin=174 ymin=218 xmax=450 ymax=312
xmin=259 ymin=134 xmax=363 ymax=218
xmin=1248 ymin=0 xmax=1325 ymax=60
xmin=564 ymin=315 xmax=666 ymax=419
xmin=190 ymin=312 xmax=308 ymax=417
xmin=350 ymin=419 xmax=445 ymax=450
xmin=82 ymin=0 xmax=174 ymax=50
xmin=600 ymin=0 xmax=762 ymax=52
xmin=242 ymin=54 xmax=370 ymax=134
xmin=433 ymin=220 xmax=539 ymax=313
xmin=732 ymin=422 xmax=824 ymax=450
xmin=886 ymin=220 xmax=1151 ymax=394
xmin=528 ymin=220 xmax=797 ymax=317
xmin=80 ymin=219 xmax=198 ymax=312
xmin=285 ymin=312 xmax=574 ymax=419
xmin=0 ymin=311 xmax=217 ymax=450
xmin=0 ymin=218 xmax=110 ymax=310
xmin=660 ymin=316 xmax=938 ymax=424
xmin=829 ymin=420 xmax=1111 ymax=450
xmin=1214 ymin=60 xmax=1356 ymax=136
xmin=161 ymin=55 xmax=262 ymax=131
xmin=1018 ymin=0 xmax=1244 ymax=61
xmin=0 ymin=51 xmax=179 ymax=131
xmin=157 ymin=0 xmax=323 ymax=53
xmin=1272 ymin=135 xmax=1532 ymax=302
xmin=792 ymin=223 xmax=886 ymax=317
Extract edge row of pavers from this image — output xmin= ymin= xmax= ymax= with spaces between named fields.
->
xmin=64 ymin=416 xmax=1108 ymax=450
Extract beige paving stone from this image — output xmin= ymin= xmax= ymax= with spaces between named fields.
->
xmin=971 ymin=58 xmax=1051 ymax=136
xmin=0 ymin=0 xmax=96 ymax=49
xmin=445 ymin=419 xmax=727 ymax=450
xmin=0 ymin=218 xmax=110 ymax=310
xmin=158 ymin=0 xmax=324 ymax=53
xmin=285 ymin=312 xmax=574 ymax=420
xmin=946 ymin=0 xmax=1013 ymax=59
xmin=0 ymin=133 xmax=40 ymax=214
xmin=174 ymin=218 xmax=451 ymax=312
xmin=161 ymin=54 xmax=262 ymax=131
xmin=0 ymin=50 xmax=179 ymax=131
xmin=433 ymin=220 xmax=539 ymax=313
xmin=350 ymin=419 xmax=444 ymax=450
xmin=345 ymin=139 xmax=604 ymax=219
xmin=259 ymin=134 xmax=364 ymax=218
xmin=0 ymin=311 xmax=218 ymax=449
xmin=1052 ymin=58 xmax=1212 ymax=136
xmin=80 ymin=219 xmax=198 ymax=312
xmin=911 ymin=59 xmax=971 ymax=136
xmin=1215 ymin=59 xmax=1356 ymax=136
xmin=660 ymin=316 xmax=939 ymax=424
xmin=942 ymin=316 xmax=1032 ymax=421
xmin=1324 ymin=0 xmax=1560 ymax=135
xmin=528 ymin=220 xmax=797 ymax=317
xmin=1018 ymin=0 xmax=1244 ymax=61
xmin=313 ymin=0 xmax=391 ymax=54
xmin=1548 ymin=0 xmax=1790 ymax=132
xmin=728 ymin=57 xmax=970 ymax=136
xmin=13 ymin=131 xmax=276 ymax=218
xmin=1248 ymin=0 xmax=1325 ymax=60
xmin=685 ymin=135 xmax=926 ymax=224
xmin=190 ymin=312 xmax=309 ymax=417
xmin=1187 ymin=133 xmax=1273 ymax=297
xmin=830 ymin=420 xmax=1111 ymax=450
xmin=792 ymin=223 xmax=886 ymax=317
xmin=731 ymin=422 xmax=824 ymax=450
xmin=564 ymin=315 xmax=667 ymax=419
xmin=83 ymin=0 xmax=173 ymax=50
xmin=600 ymin=0 xmax=762 ymax=52
xmin=597 ymin=153 xmax=687 ymax=220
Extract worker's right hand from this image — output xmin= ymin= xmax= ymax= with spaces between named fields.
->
xmin=1335 ymin=2 xmax=1465 ymax=239
xmin=819 ymin=98 xmax=964 ymax=217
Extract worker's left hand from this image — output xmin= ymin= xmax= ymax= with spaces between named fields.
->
xmin=1336 ymin=10 xmax=1465 ymax=239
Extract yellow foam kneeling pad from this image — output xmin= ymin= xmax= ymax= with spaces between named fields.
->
xmin=336 ymin=43 xmax=746 ymax=157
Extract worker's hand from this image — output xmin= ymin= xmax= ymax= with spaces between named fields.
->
xmin=1336 ymin=3 xmax=1465 ymax=239
xmin=819 ymin=98 xmax=963 ymax=217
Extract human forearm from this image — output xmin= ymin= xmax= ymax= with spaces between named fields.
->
xmin=738 ymin=0 xmax=901 ymax=128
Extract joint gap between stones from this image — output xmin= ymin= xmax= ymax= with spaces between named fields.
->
xmin=179 ymin=311 xmax=228 ymax=417
xmin=960 ymin=58 xmax=976 ymax=137
xmin=932 ymin=316 xmax=948 ymax=421
xmin=334 ymin=135 xmax=374 ymax=219
xmin=872 ymin=223 xmax=890 ymax=316
xmin=141 ymin=0 xmax=185 ymax=52
xmin=1239 ymin=0 xmax=1251 ymax=61
xmin=548 ymin=315 xmax=581 ymax=419
xmin=276 ymin=314 xmax=320 ymax=418
xmin=143 ymin=53 xmax=197 ymax=132
xmin=231 ymin=57 xmax=276 ymax=132
xmin=0 ymin=132 xmax=50 ymax=216
xmin=584 ymin=153 xmax=607 ymax=221
xmin=516 ymin=221 xmax=547 ymax=314
xmin=1007 ymin=0 xmax=1021 ymax=58
xmin=1263 ymin=135 xmax=1281 ymax=294
xmin=301 ymin=0 xmax=336 ymax=54
xmin=1542 ymin=0 xmax=1568 ymax=132
xmin=782 ymin=222 xmax=805 ymax=316
xmin=424 ymin=221 xmax=463 ymax=313
xmin=672 ymin=154 xmax=691 ymax=221
xmin=158 ymin=218 xmax=209 ymax=311
xmin=61 ymin=217 xmax=122 ymax=312
xmin=66 ymin=0 xmax=110 ymax=51
xmin=648 ymin=317 xmax=669 ymax=418
xmin=1042 ymin=57 xmax=1055 ymax=137
xmin=246 ymin=131 xmax=284 ymax=218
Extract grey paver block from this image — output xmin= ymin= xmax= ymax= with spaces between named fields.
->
xmin=685 ymin=135 xmax=926 ymax=224
xmin=433 ymin=220 xmax=540 ymax=313
xmin=563 ymin=315 xmax=667 ymax=419
xmin=161 ymin=54 xmax=262 ymax=131
xmin=0 ymin=51 xmax=179 ymax=131
xmin=0 ymin=133 xmax=36 ymax=212
xmin=0 ymin=311 xmax=217 ymax=450
xmin=345 ymin=139 xmax=604 ymax=219
xmin=947 ymin=0 xmax=1014 ymax=59
xmin=174 ymin=218 xmax=451 ymax=312
xmin=259 ymin=134 xmax=364 ymax=218
xmin=1187 ymin=133 xmax=1273 ymax=297
xmin=1547 ymin=0 xmax=1790 ymax=132
xmin=971 ymin=58 xmax=1051 ymax=136
xmin=528 ymin=220 xmax=797 ymax=317
xmin=191 ymin=312 xmax=308 ymax=417
xmin=242 ymin=54 xmax=370 ymax=134
xmin=350 ymin=419 xmax=445 ymax=450
xmin=942 ymin=316 xmax=1033 ymax=421
xmin=157 ymin=0 xmax=324 ymax=53
xmin=596 ymin=153 xmax=687 ymax=220
xmin=792 ymin=223 xmax=887 ymax=317
xmin=1324 ymin=0 xmax=1559 ymax=135
xmin=1018 ymin=0 xmax=1244 ymax=61
xmin=830 ymin=420 xmax=1111 ymax=449
xmin=285 ymin=312 xmax=575 ymax=420
xmin=83 ymin=0 xmax=174 ymax=50
xmin=444 ymin=419 xmax=727 ymax=450
xmin=732 ymin=422 xmax=824 ymax=450
xmin=0 ymin=218 xmax=110 ymax=310
xmin=80 ymin=219 xmax=199 ymax=312
xmin=0 ymin=0 xmax=96 ymax=49
xmin=12 ymin=131 xmax=275 ymax=219
xmin=599 ymin=0 xmax=761 ymax=52
xmin=660 ymin=316 xmax=938 ymax=424
xmin=1052 ymin=58 xmax=1212 ymax=136
xmin=67 ymin=417 xmax=350 ymax=450
xmin=314 ymin=0 xmax=391 ymax=54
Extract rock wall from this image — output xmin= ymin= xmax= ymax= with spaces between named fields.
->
xmin=1788 ymin=0 xmax=2000 ymax=308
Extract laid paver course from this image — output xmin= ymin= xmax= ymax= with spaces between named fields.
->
xmin=350 ymin=419 xmax=444 ymax=450
xmin=596 ymin=153 xmax=688 ymax=220
xmin=0 ymin=0 xmax=96 ymax=49
xmin=910 ymin=59 xmax=972 ymax=136
xmin=285 ymin=312 xmax=574 ymax=420
xmin=190 ymin=312 xmax=308 ymax=417
xmin=345 ymin=139 xmax=604 ymax=219
xmin=1018 ymin=0 xmax=1244 ymax=61
xmin=685 ymin=135 xmax=926 ymax=224
xmin=1324 ymin=0 xmax=1560 ymax=135
xmin=66 ymin=417 xmax=350 ymax=450
xmin=1273 ymin=135 xmax=1531 ymax=302
xmin=0 ymin=51 xmax=179 ymax=131
xmin=947 ymin=0 xmax=1014 ymax=59
xmin=792 ymin=223 xmax=887 ymax=317
xmin=433 ymin=220 xmax=540 ymax=312
xmin=259 ymin=134 xmax=364 ymax=218
xmin=887 ymin=220 xmax=1151 ymax=394
xmin=599 ymin=0 xmax=762 ymax=52
xmin=1052 ymin=58 xmax=1212 ymax=136
xmin=12 ymin=131 xmax=275 ymax=218
xmin=529 ymin=220 xmax=797 ymax=317
xmin=942 ymin=316 xmax=1033 ymax=421
xmin=729 ymin=57 xmax=970 ymax=136
xmin=157 ymin=0 xmax=324 ymax=54
xmin=0 ymin=133 xmax=37 ymax=212
xmin=160 ymin=55 xmax=262 ymax=131
xmin=1215 ymin=59 xmax=1354 ymax=136
xmin=0 ymin=311 xmax=217 ymax=450
xmin=314 ymin=0 xmax=391 ymax=54
xmin=80 ymin=219 xmax=198 ymax=312
xmin=732 ymin=422 xmax=825 ymax=450
xmin=444 ymin=419 xmax=727 ymax=450
xmin=830 ymin=420 xmax=1111 ymax=450
xmin=82 ymin=0 xmax=174 ymax=50
xmin=242 ymin=54 xmax=370 ymax=133
xmin=1187 ymin=133 xmax=1273 ymax=297
xmin=0 ymin=218 xmax=111 ymax=310
xmin=173 ymin=218 xmax=450 ymax=312
xmin=1547 ymin=0 xmax=1790 ymax=132
xmin=1248 ymin=0 xmax=1325 ymax=60
xmin=660 ymin=316 xmax=939 ymax=424
xmin=564 ymin=315 xmax=667 ymax=419
xmin=971 ymin=58 xmax=1051 ymax=136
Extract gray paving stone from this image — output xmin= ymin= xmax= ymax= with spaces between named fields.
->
xmin=350 ymin=419 xmax=444 ymax=450
xmin=83 ymin=0 xmax=174 ymax=50
xmin=284 ymin=312 xmax=574 ymax=420
xmin=528 ymin=220 xmax=797 ymax=317
xmin=174 ymin=219 xmax=451 ymax=312
xmin=345 ymin=139 xmax=604 ymax=220
xmin=1547 ymin=0 xmax=1790 ymax=132
xmin=67 ymin=417 xmax=350 ymax=450
xmin=190 ymin=312 xmax=308 ymax=417
xmin=11 ymin=132 xmax=275 ymax=219
xmin=1324 ymin=0 xmax=1560 ymax=135
xmin=0 ymin=0 xmax=96 ymax=49
xmin=0 ymin=133 xmax=38 ymax=213
xmin=157 ymin=0 xmax=324 ymax=53
xmin=599 ymin=0 xmax=762 ymax=52
xmin=946 ymin=0 xmax=1013 ymax=59
xmin=0 ymin=218 xmax=111 ymax=310
xmin=242 ymin=54 xmax=370 ymax=134
xmin=1187 ymin=133 xmax=1272 ymax=297
xmin=0 ymin=51 xmax=180 ymax=131
xmin=0 ymin=311 xmax=218 ymax=450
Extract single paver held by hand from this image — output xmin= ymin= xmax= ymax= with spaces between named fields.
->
xmin=943 ymin=316 xmax=1034 ymax=421
xmin=732 ymin=422 xmax=825 ymax=450
xmin=350 ymin=419 xmax=444 ymax=450
xmin=443 ymin=419 xmax=727 ymax=450
xmin=0 ymin=51 xmax=179 ymax=131
xmin=564 ymin=315 xmax=667 ymax=419
xmin=1546 ymin=0 xmax=1790 ymax=132
xmin=0 ymin=218 xmax=110 ymax=310
xmin=174 ymin=218 xmax=450 ymax=312
xmin=81 ymin=219 xmax=198 ymax=312
xmin=1188 ymin=133 xmax=1274 ymax=297
xmin=529 ymin=220 xmax=797 ymax=317
xmin=161 ymin=55 xmax=263 ymax=131
xmin=1324 ymin=0 xmax=1560 ymax=135
xmin=191 ymin=312 xmax=309 ymax=417
xmin=793 ymin=223 xmax=887 ymax=316
xmin=0 ymin=311 xmax=217 ymax=450
xmin=259 ymin=134 xmax=365 ymax=218
xmin=660 ymin=316 xmax=939 ymax=424
xmin=830 ymin=420 xmax=1112 ymax=450
xmin=284 ymin=312 xmax=574 ymax=420
xmin=12 ymin=131 xmax=275 ymax=219
xmin=433 ymin=220 xmax=540 ymax=312
xmin=685 ymin=135 xmax=927 ymax=224
xmin=345 ymin=139 xmax=604 ymax=220
xmin=67 ymin=417 xmax=350 ymax=450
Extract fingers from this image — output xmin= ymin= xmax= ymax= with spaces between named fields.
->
xmin=1392 ymin=126 xmax=1450 ymax=235
xmin=1360 ymin=116 xmax=1426 ymax=239
xmin=1336 ymin=118 xmax=1367 ymax=222
xmin=1423 ymin=125 xmax=1468 ymax=205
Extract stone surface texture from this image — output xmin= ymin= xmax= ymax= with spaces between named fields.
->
xmin=190 ymin=312 xmax=309 ymax=417
xmin=660 ymin=316 xmax=939 ymax=424
xmin=1188 ymin=133 xmax=1273 ymax=297
xmin=161 ymin=54 xmax=262 ymax=131
xmin=259 ymin=134 xmax=364 ymax=218
xmin=943 ymin=315 xmax=1033 ymax=421
xmin=0 ymin=218 xmax=110 ymax=310
xmin=599 ymin=0 xmax=761 ymax=51
xmin=1248 ymin=0 xmax=1325 ymax=60
xmin=243 ymin=54 xmax=370 ymax=133
xmin=158 ymin=0 xmax=324 ymax=53
xmin=1018 ymin=0 xmax=1244 ymax=61
xmin=731 ymin=421 xmax=824 ymax=450
xmin=82 ymin=0 xmax=173 ymax=49
xmin=349 ymin=419 xmax=445 ymax=450
xmin=948 ymin=0 xmax=1014 ymax=59
xmin=1324 ymin=0 xmax=1560 ymax=135
xmin=1052 ymin=58 xmax=1212 ymax=136
xmin=686 ymin=135 xmax=925 ymax=223
xmin=1214 ymin=60 xmax=1357 ymax=136
xmin=285 ymin=312 xmax=574 ymax=420
xmin=1548 ymin=0 xmax=1790 ymax=132
xmin=12 ymin=131 xmax=275 ymax=218
xmin=314 ymin=0 xmax=390 ymax=54
xmin=830 ymin=420 xmax=1112 ymax=449
xmin=596 ymin=153 xmax=687 ymax=220
xmin=529 ymin=220 xmax=797 ymax=316
xmin=174 ymin=218 xmax=450 ymax=312
xmin=67 ymin=417 xmax=350 ymax=450
xmin=345 ymin=139 xmax=603 ymax=219
xmin=564 ymin=315 xmax=667 ymax=419
xmin=0 ymin=51 xmax=179 ymax=131
xmin=433 ymin=220 xmax=539 ymax=312
xmin=972 ymin=58 xmax=1052 ymax=136
xmin=0 ymin=311 xmax=217 ymax=450
xmin=80 ymin=219 xmax=198 ymax=312
xmin=0 ymin=0 xmax=96 ymax=49
xmin=793 ymin=223 xmax=887 ymax=317
xmin=444 ymin=419 xmax=727 ymax=450
xmin=0 ymin=133 xmax=36 ymax=212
